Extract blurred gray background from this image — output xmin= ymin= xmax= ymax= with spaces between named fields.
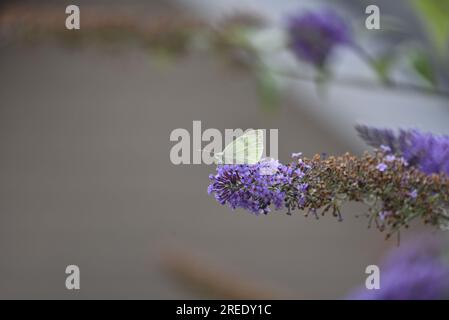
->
xmin=0 ymin=0 xmax=444 ymax=299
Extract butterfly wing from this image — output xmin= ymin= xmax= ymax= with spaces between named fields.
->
xmin=221 ymin=129 xmax=264 ymax=164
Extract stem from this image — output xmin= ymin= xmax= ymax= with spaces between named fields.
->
xmin=258 ymin=44 xmax=449 ymax=99
xmin=268 ymin=67 xmax=449 ymax=99
xmin=351 ymin=44 xmax=393 ymax=85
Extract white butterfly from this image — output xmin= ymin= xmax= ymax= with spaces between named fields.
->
xmin=212 ymin=129 xmax=264 ymax=165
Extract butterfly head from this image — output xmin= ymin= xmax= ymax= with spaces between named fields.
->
xmin=214 ymin=152 xmax=224 ymax=164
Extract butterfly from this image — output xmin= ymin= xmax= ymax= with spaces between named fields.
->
xmin=205 ymin=129 xmax=264 ymax=165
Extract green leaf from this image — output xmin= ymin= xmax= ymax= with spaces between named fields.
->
xmin=372 ymin=54 xmax=396 ymax=84
xmin=255 ymin=68 xmax=280 ymax=112
xmin=411 ymin=0 xmax=449 ymax=53
xmin=409 ymin=51 xmax=437 ymax=86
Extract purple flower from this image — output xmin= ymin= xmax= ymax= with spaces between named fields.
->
xmin=408 ymin=189 xmax=418 ymax=199
xmin=378 ymin=210 xmax=393 ymax=221
xmin=297 ymin=183 xmax=309 ymax=192
xmin=297 ymin=183 xmax=309 ymax=207
xmin=287 ymin=9 xmax=351 ymax=67
xmin=376 ymin=163 xmax=387 ymax=172
xmin=353 ymin=261 xmax=449 ymax=300
xmin=294 ymin=168 xmax=304 ymax=178
xmin=399 ymin=129 xmax=449 ymax=176
xmin=356 ymin=125 xmax=449 ymax=176
xmin=259 ymin=158 xmax=281 ymax=175
xmin=380 ymin=145 xmax=391 ymax=153
xmin=349 ymin=237 xmax=449 ymax=300
xmin=208 ymin=163 xmax=288 ymax=214
xmin=355 ymin=125 xmax=399 ymax=153
xmin=384 ymin=155 xmax=396 ymax=162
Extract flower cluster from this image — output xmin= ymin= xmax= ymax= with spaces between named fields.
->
xmin=208 ymin=150 xmax=449 ymax=236
xmin=356 ymin=125 xmax=449 ymax=176
xmin=208 ymin=160 xmax=291 ymax=214
xmin=286 ymin=9 xmax=351 ymax=67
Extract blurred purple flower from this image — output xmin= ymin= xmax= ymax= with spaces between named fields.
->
xmin=287 ymin=9 xmax=352 ymax=67
xmin=356 ymin=125 xmax=449 ymax=176
xmin=400 ymin=129 xmax=449 ymax=176
xmin=355 ymin=125 xmax=398 ymax=153
xmin=349 ymin=237 xmax=449 ymax=300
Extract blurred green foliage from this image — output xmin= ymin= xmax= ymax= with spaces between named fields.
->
xmin=411 ymin=0 xmax=449 ymax=53
xmin=255 ymin=67 xmax=280 ymax=113
xmin=409 ymin=51 xmax=437 ymax=86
